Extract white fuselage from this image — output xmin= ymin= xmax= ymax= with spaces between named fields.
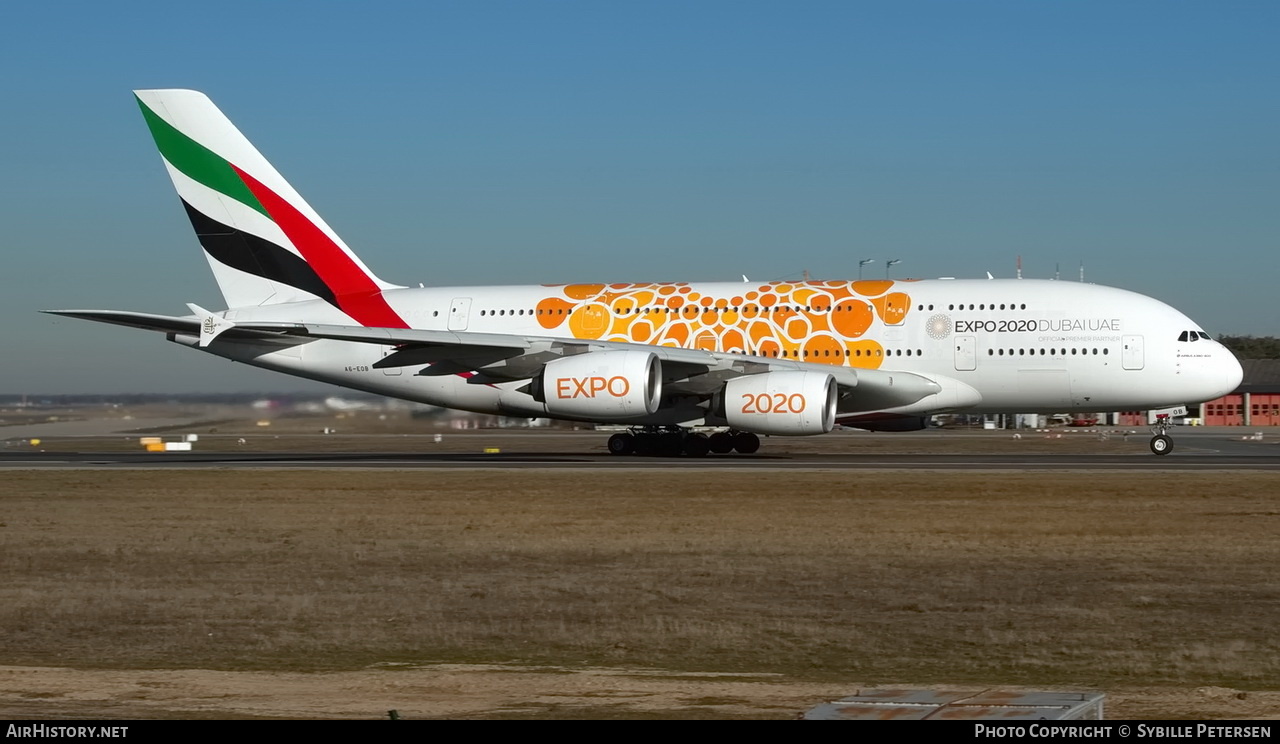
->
xmin=179 ymin=278 xmax=1242 ymax=422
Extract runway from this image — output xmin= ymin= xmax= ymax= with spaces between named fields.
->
xmin=3 ymin=449 xmax=1280 ymax=470
xmin=5 ymin=420 xmax=1278 ymax=470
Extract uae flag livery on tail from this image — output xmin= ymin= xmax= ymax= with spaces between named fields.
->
xmin=134 ymin=90 xmax=407 ymax=328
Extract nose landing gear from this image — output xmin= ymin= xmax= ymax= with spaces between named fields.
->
xmin=1149 ymin=415 xmax=1174 ymax=456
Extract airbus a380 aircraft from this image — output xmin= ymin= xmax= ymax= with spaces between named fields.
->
xmin=49 ymin=90 xmax=1243 ymax=457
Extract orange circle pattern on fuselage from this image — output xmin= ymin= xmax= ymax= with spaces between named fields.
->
xmin=534 ymin=280 xmax=905 ymax=368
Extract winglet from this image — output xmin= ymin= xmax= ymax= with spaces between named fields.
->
xmin=187 ymin=303 xmax=235 ymax=347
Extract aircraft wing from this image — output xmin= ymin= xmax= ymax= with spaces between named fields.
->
xmin=257 ymin=320 xmax=974 ymax=416
xmin=43 ymin=309 xmax=976 ymax=418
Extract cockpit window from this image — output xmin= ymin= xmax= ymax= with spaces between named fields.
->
xmin=1197 ymin=331 xmax=1211 ymax=340
xmin=1178 ymin=331 xmax=1189 ymax=342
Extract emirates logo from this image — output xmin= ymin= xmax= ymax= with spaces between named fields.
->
xmin=202 ymin=316 xmax=216 ymax=335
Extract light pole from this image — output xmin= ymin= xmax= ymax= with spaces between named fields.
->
xmin=886 ymin=259 xmax=901 ymax=279
xmin=859 ymin=259 xmax=875 ymax=280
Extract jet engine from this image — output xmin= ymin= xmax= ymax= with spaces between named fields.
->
xmin=721 ymin=371 xmax=837 ymax=436
xmin=536 ymin=351 xmax=663 ymax=420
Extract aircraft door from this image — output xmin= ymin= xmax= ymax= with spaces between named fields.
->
xmin=954 ymin=335 xmax=976 ymax=371
xmin=1122 ymin=335 xmax=1144 ymax=370
xmin=448 ymin=297 xmax=472 ymax=331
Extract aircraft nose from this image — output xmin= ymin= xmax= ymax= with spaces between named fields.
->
xmin=1222 ymin=352 xmax=1243 ymax=395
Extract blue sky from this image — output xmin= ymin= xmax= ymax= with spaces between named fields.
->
xmin=1 ymin=1 xmax=1276 ymax=393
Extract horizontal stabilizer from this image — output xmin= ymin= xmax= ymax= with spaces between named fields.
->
xmin=43 ymin=309 xmax=202 ymax=335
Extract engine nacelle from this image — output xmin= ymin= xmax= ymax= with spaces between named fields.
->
xmin=538 ymin=351 xmax=662 ymax=420
xmin=722 ymin=371 xmax=837 ymax=436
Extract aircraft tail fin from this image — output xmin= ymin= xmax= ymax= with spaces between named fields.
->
xmin=134 ymin=89 xmax=404 ymax=314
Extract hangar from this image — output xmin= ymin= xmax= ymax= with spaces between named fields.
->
xmin=1198 ymin=359 xmax=1280 ymax=426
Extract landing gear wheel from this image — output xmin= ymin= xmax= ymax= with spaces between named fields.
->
xmin=607 ymin=433 xmax=635 ymax=456
xmin=634 ymin=433 xmax=657 ymax=456
xmin=1149 ymin=416 xmax=1175 ymax=456
xmin=733 ymin=432 xmax=761 ymax=454
xmin=659 ymin=434 xmax=684 ymax=458
xmin=683 ymin=433 xmax=710 ymax=458
xmin=708 ymin=432 xmax=734 ymax=454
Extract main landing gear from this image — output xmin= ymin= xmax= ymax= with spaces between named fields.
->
xmin=1149 ymin=416 xmax=1174 ymax=456
xmin=606 ymin=427 xmax=761 ymax=457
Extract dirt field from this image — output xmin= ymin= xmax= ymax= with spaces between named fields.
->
xmin=1 ymin=468 xmax=1278 ymax=718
